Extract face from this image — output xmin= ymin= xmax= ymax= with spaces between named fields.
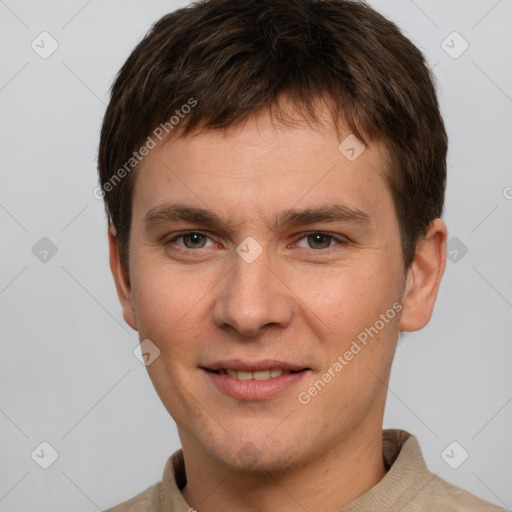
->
xmin=109 ymin=103 xmax=445 ymax=473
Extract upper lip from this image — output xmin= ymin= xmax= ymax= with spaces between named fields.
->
xmin=202 ymin=359 xmax=309 ymax=372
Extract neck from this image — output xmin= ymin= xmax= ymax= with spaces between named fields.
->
xmin=180 ymin=425 xmax=387 ymax=512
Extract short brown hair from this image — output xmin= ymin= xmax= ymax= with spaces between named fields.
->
xmin=98 ymin=0 xmax=447 ymax=271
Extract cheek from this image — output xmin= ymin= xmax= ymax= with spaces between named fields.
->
xmin=293 ymin=259 xmax=400 ymax=336
xmin=130 ymin=263 xmax=210 ymax=353
xmin=130 ymin=267 xmax=210 ymax=421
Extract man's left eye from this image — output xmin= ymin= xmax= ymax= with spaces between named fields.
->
xmin=295 ymin=232 xmax=347 ymax=250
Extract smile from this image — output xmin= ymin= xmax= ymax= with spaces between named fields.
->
xmin=210 ymin=368 xmax=303 ymax=380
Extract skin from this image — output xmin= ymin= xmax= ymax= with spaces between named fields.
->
xmin=109 ymin=101 xmax=447 ymax=512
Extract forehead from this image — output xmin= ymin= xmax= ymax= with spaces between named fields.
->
xmin=131 ymin=109 xmax=394 ymax=231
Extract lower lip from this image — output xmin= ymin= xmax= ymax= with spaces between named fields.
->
xmin=203 ymin=369 xmax=309 ymax=400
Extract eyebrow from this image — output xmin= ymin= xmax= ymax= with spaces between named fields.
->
xmin=143 ymin=202 xmax=372 ymax=232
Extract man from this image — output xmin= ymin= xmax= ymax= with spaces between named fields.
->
xmin=98 ymin=0 xmax=505 ymax=510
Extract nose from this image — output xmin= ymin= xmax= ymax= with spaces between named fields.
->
xmin=212 ymin=244 xmax=293 ymax=338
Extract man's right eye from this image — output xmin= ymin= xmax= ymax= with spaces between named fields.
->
xmin=166 ymin=231 xmax=216 ymax=251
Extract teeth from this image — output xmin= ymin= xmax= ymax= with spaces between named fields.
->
xmin=221 ymin=368 xmax=293 ymax=380
xmin=236 ymin=370 xmax=252 ymax=381
xmin=253 ymin=370 xmax=270 ymax=380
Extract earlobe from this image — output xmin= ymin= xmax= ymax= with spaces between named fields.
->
xmin=399 ymin=219 xmax=447 ymax=332
xmin=108 ymin=226 xmax=138 ymax=331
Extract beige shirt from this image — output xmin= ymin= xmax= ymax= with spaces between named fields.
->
xmin=104 ymin=429 xmax=506 ymax=511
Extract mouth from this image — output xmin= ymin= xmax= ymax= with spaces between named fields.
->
xmin=203 ymin=367 xmax=307 ymax=380
xmin=201 ymin=360 xmax=311 ymax=400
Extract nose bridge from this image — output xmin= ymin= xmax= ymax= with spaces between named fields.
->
xmin=213 ymin=240 xmax=292 ymax=336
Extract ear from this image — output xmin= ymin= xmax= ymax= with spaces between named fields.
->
xmin=399 ymin=218 xmax=447 ymax=332
xmin=108 ymin=226 xmax=138 ymax=331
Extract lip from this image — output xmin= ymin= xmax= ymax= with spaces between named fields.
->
xmin=201 ymin=358 xmax=311 ymax=400
xmin=202 ymin=367 xmax=310 ymax=401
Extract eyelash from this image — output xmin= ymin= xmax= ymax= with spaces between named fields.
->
xmin=165 ymin=230 xmax=348 ymax=254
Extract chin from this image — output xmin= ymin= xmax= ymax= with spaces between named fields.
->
xmin=209 ymin=433 xmax=306 ymax=475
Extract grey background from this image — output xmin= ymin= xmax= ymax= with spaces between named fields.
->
xmin=1 ymin=0 xmax=511 ymax=510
